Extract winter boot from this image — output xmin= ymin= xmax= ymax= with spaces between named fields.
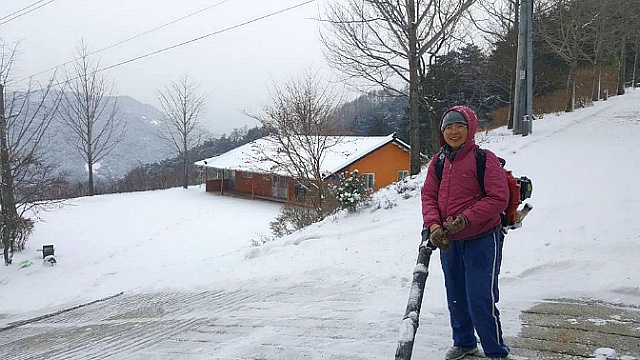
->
xmin=445 ymin=346 xmax=478 ymax=360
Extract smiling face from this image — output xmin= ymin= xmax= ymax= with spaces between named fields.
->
xmin=443 ymin=123 xmax=469 ymax=150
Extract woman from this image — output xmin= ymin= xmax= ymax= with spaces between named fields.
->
xmin=421 ymin=106 xmax=510 ymax=360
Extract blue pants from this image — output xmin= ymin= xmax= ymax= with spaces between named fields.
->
xmin=440 ymin=229 xmax=509 ymax=358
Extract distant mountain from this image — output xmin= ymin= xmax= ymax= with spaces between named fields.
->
xmin=46 ymin=95 xmax=174 ymax=182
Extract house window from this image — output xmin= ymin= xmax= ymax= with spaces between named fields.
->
xmin=362 ymin=173 xmax=375 ymax=189
xmin=272 ymin=175 xmax=288 ymax=198
xmin=207 ymin=168 xmax=233 ymax=180
xmin=294 ymin=184 xmax=308 ymax=201
xmin=397 ymin=170 xmax=409 ymax=181
xmin=207 ymin=168 xmax=225 ymax=179
xmin=242 ymin=171 xmax=252 ymax=179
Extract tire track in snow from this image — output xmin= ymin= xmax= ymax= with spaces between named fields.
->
xmin=0 ymin=279 xmax=400 ymax=359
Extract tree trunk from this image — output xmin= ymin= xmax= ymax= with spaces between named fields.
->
xmin=0 ymin=84 xmax=19 ymax=265
xmin=566 ymin=59 xmax=577 ymax=112
xmin=508 ymin=72 xmax=516 ymax=130
xmin=183 ymin=138 xmax=189 ymax=189
xmin=634 ymin=44 xmax=639 ymax=89
xmin=591 ymin=64 xmax=601 ymax=102
xmin=618 ymin=35 xmax=627 ymax=95
xmin=407 ymin=1 xmax=421 ymax=175
xmin=88 ymin=151 xmax=95 ymax=196
xmin=508 ymin=2 xmax=520 ymax=130
xmin=183 ymin=154 xmax=189 ymax=189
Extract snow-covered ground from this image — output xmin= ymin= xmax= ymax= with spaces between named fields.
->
xmin=1 ymin=89 xmax=639 ymax=359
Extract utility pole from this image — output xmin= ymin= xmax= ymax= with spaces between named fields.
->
xmin=526 ymin=0 xmax=533 ymax=130
xmin=0 ymin=83 xmax=18 ymax=265
xmin=513 ymin=0 xmax=534 ymax=136
xmin=407 ymin=1 xmax=421 ymax=175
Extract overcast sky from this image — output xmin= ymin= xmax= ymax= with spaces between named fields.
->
xmin=2 ymin=0 xmax=335 ymax=135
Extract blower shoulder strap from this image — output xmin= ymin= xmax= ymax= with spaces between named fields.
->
xmin=434 ymin=147 xmax=487 ymax=194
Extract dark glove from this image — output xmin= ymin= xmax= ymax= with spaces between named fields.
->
xmin=429 ymin=226 xmax=450 ymax=252
xmin=444 ymin=214 xmax=468 ymax=235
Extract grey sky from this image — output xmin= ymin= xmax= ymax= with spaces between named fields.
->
xmin=2 ymin=0 xmax=333 ymax=135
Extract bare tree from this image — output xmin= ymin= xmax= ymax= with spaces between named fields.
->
xmin=537 ymin=0 xmax=592 ymax=112
xmin=247 ymin=70 xmax=342 ymax=221
xmin=156 ymin=73 xmax=206 ymax=189
xmin=474 ymin=0 xmax=519 ymax=43
xmin=1 ymin=41 xmax=65 ymax=265
xmin=58 ymin=41 xmax=125 ymax=196
xmin=576 ymin=0 xmax=618 ymax=102
xmin=229 ymin=126 xmax=248 ymax=144
xmin=472 ymin=0 xmax=519 ymax=128
xmin=610 ymin=0 xmax=640 ymax=95
xmin=321 ymin=0 xmax=476 ymax=174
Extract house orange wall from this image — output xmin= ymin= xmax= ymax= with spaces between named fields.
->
xmin=205 ymin=179 xmax=229 ymax=192
xmin=207 ymin=171 xmax=294 ymax=201
xmin=343 ymin=142 xmax=410 ymax=189
xmin=234 ymin=171 xmax=272 ymax=198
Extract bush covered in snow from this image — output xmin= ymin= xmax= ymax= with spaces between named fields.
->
xmin=331 ymin=170 xmax=370 ymax=213
xmin=250 ymin=232 xmax=276 ymax=247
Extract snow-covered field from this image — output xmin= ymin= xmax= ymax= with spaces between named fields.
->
xmin=1 ymin=89 xmax=639 ymax=359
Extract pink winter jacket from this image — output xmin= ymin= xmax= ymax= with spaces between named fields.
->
xmin=421 ymin=106 xmax=508 ymax=241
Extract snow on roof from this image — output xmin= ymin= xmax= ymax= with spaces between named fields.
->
xmin=194 ymin=134 xmax=409 ymax=178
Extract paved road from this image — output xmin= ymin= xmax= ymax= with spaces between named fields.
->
xmin=1 ymin=291 xmax=638 ymax=359
xmin=0 ymin=281 xmax=399 ymax=360
xmin=507 ymin=299 xmax=640 ymax=359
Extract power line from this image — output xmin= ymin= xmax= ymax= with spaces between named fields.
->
xmin=9 ymin=0 xmax=231 ymax=85
xmin=97 ymin=0 xmax=316 ymax=74
xmin=0 ymin=0 xmax=49 ymax=21
xmin=91 ymin=0 xmax=230 ymax=57
xmin=13 ymin=0 xmax=316 ymax=90
xmin=0 ymin=0 xmax=55 ymax=26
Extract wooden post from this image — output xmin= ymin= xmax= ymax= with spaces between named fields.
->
xmin=220 ymin=170 xmax=224 ymax=195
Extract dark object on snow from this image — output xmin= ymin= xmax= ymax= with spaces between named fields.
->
xmin=395 ymin=230 xmax=437 ymax=360
xmin=518 ymin=176 xmax=533 ymax=202
xmin=42 ymin=245 xmax=54 ymax=258
xmin=44 ymin=255 xmax=57 ymax=266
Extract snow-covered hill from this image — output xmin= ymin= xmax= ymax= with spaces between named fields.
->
xmin=47 ymin=95 xmax=174 ymax=181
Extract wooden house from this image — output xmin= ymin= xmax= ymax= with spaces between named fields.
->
xmin=194 ymin=134 xmax=416 ymax=202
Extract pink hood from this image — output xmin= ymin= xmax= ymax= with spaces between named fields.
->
xmin=439 ymin=105 xmax=479 ymax=150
